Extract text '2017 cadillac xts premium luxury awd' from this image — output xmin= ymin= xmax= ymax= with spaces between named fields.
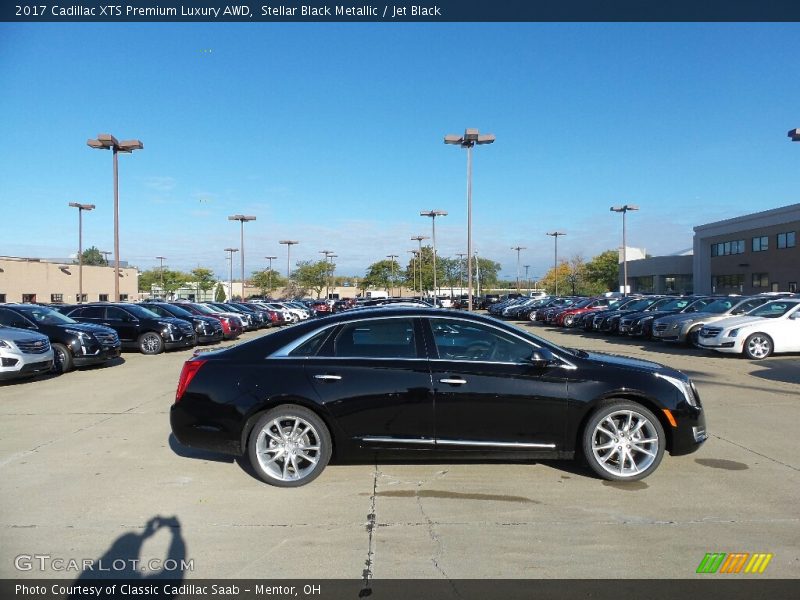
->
xmin=171 ymin=308 xmax=707 ymax=486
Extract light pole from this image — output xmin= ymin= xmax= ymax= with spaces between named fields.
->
xmin=420 ymin=210 xmax=447 ymax=298
xmin=444 ymin=128 xmax=495 ymax=310
xmin=156 ymin=256 xmax=166 ymax=298
xmin=319 ymin=250 xmax=333 ymax=299
xmin=511 ymin=245 xmax=526 ymax=293
xmin=68 ymin=202 xmax=95 ymax=303
xmin=224 ymin=247 xmax=238 ymax=300
xmin=279 ymin=240 xmax=299 ymax=280
xmin=546 ymin=231 xmax=566 ymax=296
xmin=87 ymin=133 xmax=143 ymax=301
xmin=474 ymin=250 xmax=481 ymax=298
xmin=386 ymin=254 xmax=398 ymax=297
xmin=524 ymin=265 xmax=530 ymax=294
xmin=789 ymin=128 xmax=800 ymax=142
xmin=411 ymin=235 xmax=429 ymax=300
xmin=228 ymin=215 xmax=256 ymax=298
xmin=455 ymin=252 xmax=466 ymax=296
xmin=264 ymin=256 xmax=277 ymax=297
xmin=407 ymin=250 xmax=418 ymax=298
xmin=610 ymin=205 xmax=639 ymax=296
xmin=328 ymin=255 xmax=338 ymax=299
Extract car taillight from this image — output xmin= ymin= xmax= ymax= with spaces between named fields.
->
xmin=176 ymin=359 xmax=206 ymax=403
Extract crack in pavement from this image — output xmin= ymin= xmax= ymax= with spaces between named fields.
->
xmin=360 ymin=460 xmax=378 ymax=597
xmin=711 ymin=434 xmax=799 ymax=472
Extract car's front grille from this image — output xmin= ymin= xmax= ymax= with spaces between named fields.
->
xmin=94 ymin=331 xmax=120 ymax=347
xmin=654 ymin=323 xmax=668 ymax=332
xmin=16 ymin=339 xmax=51 ymax=354
xmin=177 ymin=322 xmax=194 ymax=336
xmin=700 ymin=327 xmax=722 ymax=338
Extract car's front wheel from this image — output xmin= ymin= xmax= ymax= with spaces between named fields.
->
xmin=582 ymin=401 xmax=665 ymax=482
xmin=743 ymin=333 xmax=773 ymax=360
xmin=138 ymin=332 xmax=164 ymax=355
xmin=248 ymin=405 xmax=332 ymax=487
xmin=52 ymin=343 xmax=73 ymax=373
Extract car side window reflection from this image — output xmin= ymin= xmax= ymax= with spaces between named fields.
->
xmin=431 ymin=319 xmax=533 ymax=363
xmin=333 ymin=319 xmax=416 ymax=358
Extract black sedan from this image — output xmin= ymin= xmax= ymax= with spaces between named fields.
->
xmin=171 ymin=308 xmax=707 ymax=487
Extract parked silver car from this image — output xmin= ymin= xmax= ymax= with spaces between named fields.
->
xmin=0 ymin=326 xmax=54 ymax=381
xmin=651 ymin=296 xmax=770 ymax=346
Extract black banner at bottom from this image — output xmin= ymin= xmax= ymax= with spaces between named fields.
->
xmin=3 ymin=579 xmax=799 ymax=600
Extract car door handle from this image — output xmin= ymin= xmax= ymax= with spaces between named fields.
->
xmin=439 ymin=378 xmax=467 ymax=385
xmin=314 ymin=374 xmax=342 ymax=381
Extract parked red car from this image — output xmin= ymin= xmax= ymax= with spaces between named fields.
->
xmin=553 ymin=297 xmax=621 ymax=328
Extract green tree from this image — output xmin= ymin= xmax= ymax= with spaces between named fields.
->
xmin=474 ymin=257 xmax=501 ymax=292
xmin=191 ymin=267 xmax=216 ymax=301
xmin=584 ymin=250 xmax=620 ymax=292
xmin=363 ymin=258 xmax=401 ymax=293
xmin=214 ymin=282 xmax=226 ymax=302
xmin=78 ymin=246 xmax=107 ymax=266
xmin=250 ymin=269 xmax=286 ymax=297
xmin=293 ymin=260 xmax=333 ymax=298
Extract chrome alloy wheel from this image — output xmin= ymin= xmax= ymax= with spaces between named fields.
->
xmin=255 ymin=415 xmax=322 ymax=482
xmin=745 ymin=334 xmax=772 ymax=359
xmin=590 ymin=410 xmax=660 ymax=478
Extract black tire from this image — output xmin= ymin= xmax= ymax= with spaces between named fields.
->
xmin=138 ymin=332 xmax=164 ymax=355
xmin=582 ymin=401 xmax=665 ymax=482
xmin=247 ymin=404 xmax=332 ymax=487
xmin=52 ymin=343 xmax=73 ymax=373
xmin=743 ymin=333 xmax=773 ymax=360
xmin=563 ymin=314 xmax=575 ymax=328
xmin=686 ymin=326 xmax=702 ymax=348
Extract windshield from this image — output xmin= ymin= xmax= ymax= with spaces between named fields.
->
xmin=622 ymin=299 xmax=656 ymax=312
xmin=161 ymin=304 xmax=193 ymax=318
xmin=747 ymin=301 xmax=799 ymax=318
xmin=14 ymin=305 xmax=77 ymax=325
xmin=124 ymin=305 xmax=161 ymax=319
xmin=684 ymin=298 xmax=714 ymax=312
xmin=700 ymin=299 xmax=737 ymax=314
xmin=657 ymin=298 xmax=692 ymax=311
xmin=192 ymin=303 xmax=219 ymax=315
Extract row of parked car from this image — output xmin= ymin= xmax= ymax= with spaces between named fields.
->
xmin=0 ymin=299 xmax=323 ymax=381
xmin=490 ymin=293 xmax=800 ymax=360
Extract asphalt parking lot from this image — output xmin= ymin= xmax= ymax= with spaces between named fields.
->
xmin=1 ymin=319 xmax=798 ymax=582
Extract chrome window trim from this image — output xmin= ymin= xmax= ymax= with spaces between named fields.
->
xmin=269 ymin=312 xmax=578 ymax=369
xmin=361 ymin=437 xmax=435 ymax=445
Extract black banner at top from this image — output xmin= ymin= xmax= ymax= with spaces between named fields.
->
xmin=3 ymin=0 xmax=800 ymax=23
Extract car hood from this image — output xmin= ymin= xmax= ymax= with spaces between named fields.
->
xmin=655 ymin=312 xmax=709 ymax=325
xmin=58 ymin=322 xmax=117 ymax=335
xmin=580 ymin=351 xmax=664 ymax=373
xmin=0 ymin=326 xmax=49 ymax=342
xmin=703 ymin=315 xmax=768 ymax=330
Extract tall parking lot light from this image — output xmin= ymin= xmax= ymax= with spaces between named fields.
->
xmin=455 ymin=252 xmax=467 ymax=296
xmin=444 ymin=128 xmax=495 ymax=310
xmin=420 ymin=210 xmax=447 ymax=298
xmin=546 ymin=231 xmax=566 ymax=296
xmin=156 ymin=256 xmax=166 ymax=298
xmin=386 ymin=254 xmax=398 ymax=297
xmin=225 ymin=247 xmax=238 ymax=300
xmin=524 ymin=265 xmax=530 ymax=294
xmin=87 ymin=133 xmax=143 ymax=302
xmin=411 ymin=235 xmax=429 ymax=300
xmin=280 ymin=240 xmax=299 ymax=281
xmin=610 ymin=205 xmax=639 ymax=296
xmin=228 ymin=215 xmax=256 ymax=296
xmin=264 ymin=256 xmax=277 ymax=297
xmin=789 ymin=128 xmax=800 ymax=142
xmin=68 ymin=202 xmax=95 ymax=303
xmin=511 ymin=245 xmax=526 ymax=293
xmin=407 ymin=250 xmax=418 ymax=298
xmin=320 ymin=250 xmax=334 ymax=299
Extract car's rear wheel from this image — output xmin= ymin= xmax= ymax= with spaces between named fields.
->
xmin=52 ymin=343 xmax=73 ymax=373
xmin=743 ymin=333 xmax=773 ymax=360
xmin=563 ymin=314 xmax=575 ymax=327
xmin=248 ymin=405 xmax=332 ymax=487
xmin=138 ymin=332 xmax=164 ymax=355
xmin=582 ymin=401 xmax=665 ymax=481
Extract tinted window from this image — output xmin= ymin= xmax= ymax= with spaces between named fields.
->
xmin=0 ymin=308 xmax=32 ymax=329
xmin=124 ymin=305 xmax=161 ymax=319
xmin=105 ymin=307 xmax=130 ymax=321
xmin=144 ymin=305 xmax=170 ymax=318
xmin=431 ymin=318 xmax=534 ymax=363
xmin=12 ymin=305 xmax=76 ymax=325
xmin=78 ymin=306 xmax=105 ymax=319
xmin=289 ymin=328 xmax=333 ymax=357
xmin=333 ymin=318 xmax=416 ymax=358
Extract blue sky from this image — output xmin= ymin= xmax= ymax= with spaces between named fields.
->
xmin=1 ymin=23 xmax=798 ymax=281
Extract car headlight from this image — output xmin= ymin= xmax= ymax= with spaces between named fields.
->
xmin=0 ymin=340 xmax=11 ymax=349
xmin=728 ymin=328 xmax=739 ymax=338
xmin=656 ymin=372 xmax=699 ymax=407
xmin=159 ymin=322 xmax=176 ymax=331
xmin=65 ymin=329 xmax=91 ymax=340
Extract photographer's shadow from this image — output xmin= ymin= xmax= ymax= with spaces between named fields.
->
xmin=70 ymin=516 xmax=187 ymax=598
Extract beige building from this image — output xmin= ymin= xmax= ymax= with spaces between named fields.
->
xmin=0 ymin=256 xmax=139 ymax=304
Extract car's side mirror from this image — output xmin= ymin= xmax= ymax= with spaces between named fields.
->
xmin=528 ymin=348 xmax=557 ymax=368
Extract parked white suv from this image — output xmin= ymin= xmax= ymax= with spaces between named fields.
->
xmin=0 ymin=326 xmax=54 ymax=380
